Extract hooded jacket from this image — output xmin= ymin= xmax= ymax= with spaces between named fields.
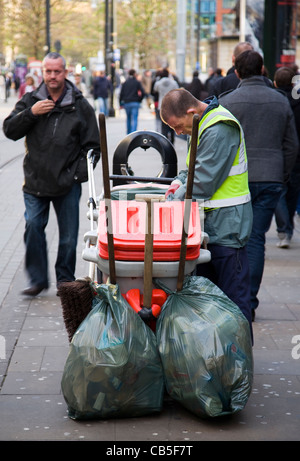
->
xmin=3 ymin=79 xmax=100 ymax=197
xmin=153 ymin=77 xmax=179 ymax=109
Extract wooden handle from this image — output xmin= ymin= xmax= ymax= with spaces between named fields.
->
xmin=99 ymin=113 xmax=116 ymax=285
xmin=135 ymin=194 xmax=163 ymax=308
xmin=177 ymin=114 xmax=200 ymax=291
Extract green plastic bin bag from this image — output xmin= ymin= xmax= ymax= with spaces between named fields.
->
xmin=155 ymin=276 xmax=253 ymax=418
xmin=61 ymin=282 xmax=164 ymax=420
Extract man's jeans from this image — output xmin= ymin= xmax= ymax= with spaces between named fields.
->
xmin=124 ymin=101 xmax=140 ymax=134
xmin=275 ymin=185 xmax=294 ymax=237
xmin=97 ymin=97 xmax=108 ymax=116
xmin=23 ymin=183 xmax=82 ymax=288
xmin=247 ymin=182 xmax=283 ymax=311
xmin=275 ymin=168 xmax=300 ymax=237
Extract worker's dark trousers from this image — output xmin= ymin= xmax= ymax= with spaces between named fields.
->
xmin=196 ymin=244 xmax=253 ymax=342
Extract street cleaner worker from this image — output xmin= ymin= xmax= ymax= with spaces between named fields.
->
xmin=160 ymin=88 xmax=253 ymax=340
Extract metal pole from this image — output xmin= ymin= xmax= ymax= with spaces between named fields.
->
xmin=239 ymin=0 xmax=246 ymax=42
xmin=109 ymin=0 xmax=115 ymax=117
xmin=196 ymin=0 xmax=201 ymax=71
xmin=45 ymin=0 xmax=51 ymax=54
xmin=105 ymin=0 xmax=109 ymax=73
xmin=176 ymin=0 xmax=186 ymax=83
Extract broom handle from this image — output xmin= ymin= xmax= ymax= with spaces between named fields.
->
xmin=99 ymin=113 xmax=116 ymax=285
xmin=143 ymin=198 xmax=153 ymax=308
xmin=176 ymin=114 xmax=200 ymax=291
xmin=135 ymin=194 xmax=164 ymax=308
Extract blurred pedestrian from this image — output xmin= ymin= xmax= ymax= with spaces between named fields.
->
xmin=141 ymin=69 xmax=153 ymax=109
xmin=204 ymin=67 xmax=214 ymax=93
xmin=119 ymin=69 xmax=145 ymax=134
xmin=273 ymin=66 xmax=300 ymax=248
xmin=18 ymin=74 xmax=36 ymax=98
xmin=213 ymin=42 xmax=253 ymax=97
xmin=213 ymin=42 xmax=273 ymax=98
xmin=153 ymin=67 xmax=179 ymax=143
xmin=74 ymin=73 xmax=88 ymax=98
xmin=219 ymin=50 xmax=298 ymax=320
xmin=13 ymin=74 xmax=21 ymax=95
xmin=206 ymin=68 xmax=222 ymax=96
xmin=186 ymin=70 xmax=208 ymax=101
xmin=0 ymin=73 xmax=6 ymax=101
xmin=92 ymin=70 xmax=112 ymax=116
xmin=5 ymin=72 xmax=12 ymax=98
xmin=151 ymin=69 xmax=163 ymax=131
xmin=3 ymin=52 xmax=101 ymax=297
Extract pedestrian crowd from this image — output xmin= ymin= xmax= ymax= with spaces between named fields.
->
xmin=1 ymin=45 xmax=300 ymax=339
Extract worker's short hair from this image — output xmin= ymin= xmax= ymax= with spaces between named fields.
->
xmin=160 ymin=88 xmax=198 ymax=123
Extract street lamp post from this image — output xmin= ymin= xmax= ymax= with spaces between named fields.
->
xmin=196 ymin=0 xmax=201 ymax=71
xmin=105 ymin=0 xmax=115 ymax=117
xmin=45 ymin=0 xmax=51 ymax=55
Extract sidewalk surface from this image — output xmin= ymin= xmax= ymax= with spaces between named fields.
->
xmin=0 ymin=94 xmax=299 ymax=442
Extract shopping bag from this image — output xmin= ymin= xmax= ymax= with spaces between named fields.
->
xmin=61 ymin=282 xmax=164 ymax=420
xmin=155 ymin=276 xmax=253 ymax=418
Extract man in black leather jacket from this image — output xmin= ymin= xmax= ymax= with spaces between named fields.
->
xmin=3 ymin=52 xmax=100 ymax=296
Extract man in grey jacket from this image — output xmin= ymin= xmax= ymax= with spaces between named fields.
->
xmin=219 ymin=50 xmax=298 ymax=320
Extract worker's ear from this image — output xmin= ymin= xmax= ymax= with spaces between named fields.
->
xmin=187 ymin=108 xmax=197 ymax=115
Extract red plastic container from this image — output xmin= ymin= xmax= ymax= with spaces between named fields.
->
xmin=98 ymin=200 xmax=201 ymax=261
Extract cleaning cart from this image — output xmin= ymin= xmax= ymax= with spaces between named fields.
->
xmin=82 ymin=116 xmax=211 ymax=304
xmin=60 ymin=114 xmax=253 ymax=421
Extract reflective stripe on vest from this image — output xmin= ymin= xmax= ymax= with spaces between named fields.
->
xmin=187 ymin=106 xmax=250 ymax=210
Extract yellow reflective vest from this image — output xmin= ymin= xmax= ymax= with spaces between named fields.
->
xmin=186 ymin=105 xmax=251 ymax=210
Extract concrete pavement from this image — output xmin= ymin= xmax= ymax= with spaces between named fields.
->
xmin=0 ymin=93 xmax=299 ymax=442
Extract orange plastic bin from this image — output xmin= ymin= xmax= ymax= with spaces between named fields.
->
xmin=97 ymin=200 xmax=201 ymax=262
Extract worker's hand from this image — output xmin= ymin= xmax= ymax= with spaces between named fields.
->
xmin=31 ymin=99 xmax=55 ymax=116
xmin=165 ymin=183 xmax=180 ymax=198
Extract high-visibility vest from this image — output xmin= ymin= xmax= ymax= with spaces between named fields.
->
xmin=186 ymin=105 xmax=251 ymax=210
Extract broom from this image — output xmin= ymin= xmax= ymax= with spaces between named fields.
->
xmin=58 ymin=277 xmax=94 ymax=342
xmin=58 ymin=113 xmax=111 ymax=341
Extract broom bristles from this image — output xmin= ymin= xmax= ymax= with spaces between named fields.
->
xmin=58 ymin=278 xmax=94 ymax=341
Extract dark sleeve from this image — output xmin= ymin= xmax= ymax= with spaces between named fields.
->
xmin=3 ymin=95 xmax=38 ymax=141
xmin=282 ymin=106 xmax=299 ymax=180
xmin=79 ymin=98 xmax=101 ymax=165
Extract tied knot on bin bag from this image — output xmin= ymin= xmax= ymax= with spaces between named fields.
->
xmin=61 ymin=282 xmax=165 ymax=420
